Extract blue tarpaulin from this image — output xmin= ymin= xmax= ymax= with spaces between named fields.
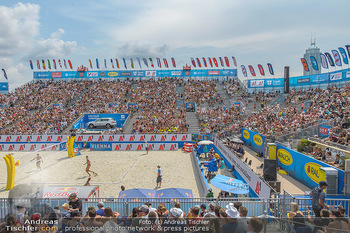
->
xmin=156 ymin=188 xmax=193 ymax=198
xmin=210 ymin=174 xmax=249 ymax=194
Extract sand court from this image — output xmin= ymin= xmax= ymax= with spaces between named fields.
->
xmin=0 ymin=149 xmax=200 ymax=198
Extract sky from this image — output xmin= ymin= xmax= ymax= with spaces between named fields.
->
xmin=0 ymin=0 xmax=350 ymax=90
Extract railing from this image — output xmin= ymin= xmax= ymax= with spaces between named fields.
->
xmin=190 ymin=151 xmax=208 ymax=198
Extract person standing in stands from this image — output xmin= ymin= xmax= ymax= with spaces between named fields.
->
xmin=68 ymin=193 xmax=83 ymax=212
xmin=311 ymin=181 xmax=329 ymax=217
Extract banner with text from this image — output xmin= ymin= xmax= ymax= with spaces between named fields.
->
xmin=241 ymin=129 xmax=265 ymax=156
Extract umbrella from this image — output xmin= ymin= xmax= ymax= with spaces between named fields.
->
xmin=229 ymin=137 xmax=244 ymax=144
xmin=156 ymin=188 xmax=193 ymax=198
xmin=118 ymin=188 xmax=156 ymax=199
xmin=210 ymin=174 xmax=249 ymax=194
xmin=198 ymin=140 xmax=214 ymax=145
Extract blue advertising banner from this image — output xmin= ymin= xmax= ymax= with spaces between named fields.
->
xmin=192 ymin=134 xmax=213 ymax=142
xmin=90 ymin=142 xmax=112 ymax=151
xmin=0 ymin=82 xmax=9 ymax=92
xmin=34 ymin=69 xmax=237 ymax=79
xmin=241 ymin=129 xmax=265 ymax=156
xmin=318 ymin=125 xmax=332 ymax=137
xmin=185 ymin=103 xmax=196 ymax=111
xmin=83 ymin=113 xmax=129 ymax=128
xmin=276 ymin=144 xmax=344 ymax=194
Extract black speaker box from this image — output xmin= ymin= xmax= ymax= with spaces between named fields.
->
xmin=263 ymin=159 xmax=277 ymax=181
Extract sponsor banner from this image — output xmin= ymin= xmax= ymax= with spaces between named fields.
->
xmin=192 ymin=134 xmax=213 ymax=142
xmin=185 ymin=103 xmax=195 ymax=111
xmin=208 ymin=71 xmax=219 ymax=75
xmin=0 ymin=82 xmax=9 ymax=92
xmin=34 ymin=69 xmax=237 ymax=79
xmin=111 ymin=143 xmax=178 ymax=151
xmin=241 ymin=129 xmax=265 ymax=156
xmin=214 ymin=139 xmax=271 ymax=199
xmin=171 ymin=71 xmax=182 ymax=76
xmin=297 ymin=78 xmax=310 ymax=83
xmin=330 ymin=72 xmax=342 ymax=81
xmin=83 ymin=113 xmax=129 ymax=128
xmin=249 ymin=80 xmax=264 ymax=87
xmin=233 ymin=103 xmax=241 ymax=108
xmin=276 ymin=144 xmax=344 ymax=193
xmin=318 ymin=125 xmax=332 ymax=137
xmin=248 ymin=78 xmax=284 ymax=88
xmin=90 ymin=142 xmax=112 ymax=151
xmin=52 ymin=72 xmax=62 ymax=78
xmin=0 ymin=134 xmax=191 ymax=143
xmin=0 ymin=143 xmax=61 ymax=151
xmin=347 ymin=71 xmax=350 ymax=78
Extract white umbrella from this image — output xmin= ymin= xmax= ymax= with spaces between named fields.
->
xmin=198 ymin=140 xmax=214 ymax=145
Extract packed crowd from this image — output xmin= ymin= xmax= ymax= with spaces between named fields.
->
xmin=0 ymin=194 xmax=265 ymax=233
xmin=184 ymin=81 xmax=224 ymax=107
xmin=130 ymin=79 xmax=188 ymax=133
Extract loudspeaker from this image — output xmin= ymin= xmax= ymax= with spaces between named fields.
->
xmin=284 ymin=66 xmax=290 ymax=94
xmin=263 ymin=159 xmax=277 ymax=181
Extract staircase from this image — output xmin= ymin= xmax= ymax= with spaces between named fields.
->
xmin=186 ymin=112 xmax=200 ymax=134
xmin=176 ymin=83 xmax=185 ymax=108
xmin=216 ymin=82 xmax=234 ymax=109
xmin=123 ymin=113 xmax=139 ymax=134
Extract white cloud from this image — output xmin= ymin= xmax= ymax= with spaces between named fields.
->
xmin=0 ymin=3 xmax=40 ymax=56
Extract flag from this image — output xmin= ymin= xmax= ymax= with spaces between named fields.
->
xmin=339 ymin=47 xmax=349 ymax=65
xmin=111 ymin=59 xmax=114 ymax=69
xmin=310 ymin=56 xmax=319 ymax=70
xmin=68 ymin=60 xmax=73 ymax=69
xmin=37 ymin=60 xmax=40 ymax=69
xmin=149 ymin=58 xmax=154 ymax=68
xmin=143 ymin=58 xmax=148 ymax=68
xmin=257 ymin=64 xmax=265 ymax=76
xmin=267 ymin=63 xmax=274 ymax=75
xmin=47 ymin=59 xmax=51 ymax=69
xmin=42 ymin=60 xmax=46 ymax=70
xmin=346 ymin=45 xmax=350 ymax=60
xmin=53 ymin=59 xmax=57 ymax=69
xmin=208 ymin=57 xmax=213 ymax=67
xmin=89 ymin=59 xmax=93 ymax=69
xmin=325 ymin=53 xmax=335 ymax=67
xmin=332 ymin=50 xmax=342 ymax=66
xmin=300 ymin=58 xmax=309 ymax=71
xmin=224 ymin=57 xmax=230 ymax=67
xmin=116 ymin=59 xmax=120 ymax=69
xmin=171 ymin=57 xmax=176 ymax=68
xmin=218 ymin=57 xmax=224 ymax=67
xmin=190 ymin=58 xmax=196 ymax=67
xmin=241 ymin=65 xmax=247 ymax=77
xmin=232 ymin=57 xmax=237 ymax=67
xmin=212 ymin=58 xmax=218 ymax=67
xmin=136 ymin=57 xmax=142 ymax=69
xmin=1 ymin=69 xmax=8 ymax=80
xmin=202 ymin=57 xmax=207 ymax=68
xmin=130 ymin=58 xmax=134 ymax=69
xmin=163 ymin=58 xmax=169 ymax=68
xmin=96 ymin=59 xmax=99 ymax=69
xmin=156 ymin=58 xmax=161 ymax=68
xmin=123 ymin=58 xmax=127 ymax=69
xmin=64 ymin=59 xmax=67 ymax=69
xmin=58 ymin=59 xmax=62 ymax=68
xmin=320 ymin=54 xmax=328 ymax=69
xmin=196 ymin=58 xmax=201 ymax=68
xmin=29 ymin=60 xmax=33 ymax=70
xmin=104 ymin=59 xmax=107 ymax=69
xmin=248 ymin=65 xmax=256 ymax=76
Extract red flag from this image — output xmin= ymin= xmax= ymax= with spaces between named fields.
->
xmin=232 ymin=57 xmax=237 ymax=67
xmin=68 ymin=60 xmax=73 ymax=69
xmin=37 ymin=60 xmax=40 ymax=69
xmin=224 ymin=57 xmax=230 ymax=67
xmin=300 ymin=58 xmax=309 ymax=72
xmin=171 ymin=57 xmax=176 ymax=68
xmin=257 ymin=64 xmax=265 ymax=76
xmin=58 ymin=59 xmax=62 ymax=68
xmin=248 ymin=65 xmax=256 ymax=76
xmin=53 ymin=59 xmax=57 ymax=69
xmin=208 ymin=57 xmax=213 ymax=67
xmin=191 ymin=58 xmax=196 ymax=67
xmin=163 ymin=58 xmax=169 ymax=68
xmin=212 ymin=58 xmax=218 ymax=67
